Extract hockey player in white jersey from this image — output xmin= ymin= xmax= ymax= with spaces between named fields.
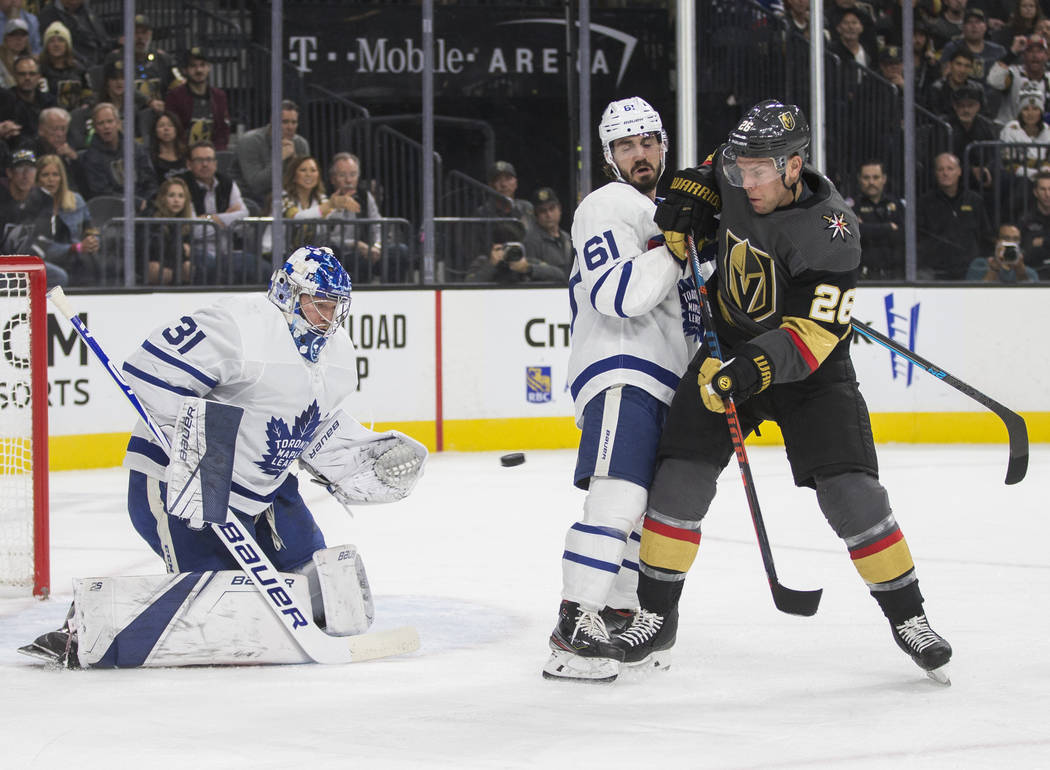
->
xmin=542 ymin=98 xmax=701 ymax=683
xmin=20 ymin=246 xmax=427 ymax=668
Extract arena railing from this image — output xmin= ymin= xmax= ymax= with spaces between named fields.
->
xmin=962 ymin=140 xmax=1050 ymax=232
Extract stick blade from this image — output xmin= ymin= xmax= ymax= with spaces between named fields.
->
xmin=771 ymin=583 xmax=823 ymax=617
xmin=346 ymin=625 xmax=420 ymax=662
xmin=1001 ymin=411 xmax=1029 ymax=485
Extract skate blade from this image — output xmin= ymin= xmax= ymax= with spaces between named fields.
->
xmin=623 ymin=649 xmax=672 ymax=673
xmin=925 ymin=663 xmax=951 ymax=686
xmin=542 ymin=650 xmax=620 ymax=683
xmin=17 ymin=642 xmax=69 ymax=668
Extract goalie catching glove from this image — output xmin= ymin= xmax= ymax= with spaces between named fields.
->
xmin=299 ymin=410 xmax=427 ymax=508
xmin=654 ymin=164 xmax=721 ymax=262
xmin=697 ymin=344 xmax=773 ymax=413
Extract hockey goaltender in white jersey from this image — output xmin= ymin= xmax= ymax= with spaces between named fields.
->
xmin=20 ymin=246 xmax=427 ymax=669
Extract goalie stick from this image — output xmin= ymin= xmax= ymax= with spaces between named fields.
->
xmin=851 ymin=320 xmax=1028 ymax=486
xmin=687 ymin=239 xmax=823 ymax=617
xmin=46 ymin=287 xmax=419 ymax=664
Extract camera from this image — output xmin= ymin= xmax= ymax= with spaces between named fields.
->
xmin=1001 ymin=243 xmax=1019 ymax=264
xmin=503 ymin=242 xmax=526 ymax=261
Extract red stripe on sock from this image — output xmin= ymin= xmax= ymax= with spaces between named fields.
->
xmin=784 ymin=327 xmax=819 ymax=373
xmin=850 ymin=528 xmax=904 ymax=560
xmin=643 ymin=517 xmax=701 ymax=544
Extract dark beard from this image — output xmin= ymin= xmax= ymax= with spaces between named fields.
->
xmin=628 ymin=163 xmax=660 ymax=194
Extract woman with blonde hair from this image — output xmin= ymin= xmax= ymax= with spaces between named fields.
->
xmin=265 ymin=154 xmax=339 ymax=254
xmin=146 ymin=176 xmax=198 ymax=285
xmin=35 ymin=153 xmax=99 ymax=284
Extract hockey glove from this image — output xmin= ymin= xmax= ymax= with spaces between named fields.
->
xmin=697 ymin=344 xmax=773 ymax=413
xmin=654 ymin=165 xmax=721 ymax=262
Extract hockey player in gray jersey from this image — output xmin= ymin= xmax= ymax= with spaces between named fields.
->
xmin=610 ymin=99 xmax=953 ymax=684
xmin=20 ymin=246 xmax=427 ymax=668
xmin=542 ymin=97 xmax=701 ymax=683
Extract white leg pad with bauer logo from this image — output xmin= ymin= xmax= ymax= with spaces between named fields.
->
xmin=309 ymin=545 xmax=374 ymax=636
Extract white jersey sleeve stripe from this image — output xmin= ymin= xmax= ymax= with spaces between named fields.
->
xmin=122 ymin=362 xmax=202 ymax=398
xmin=141 ymin=340 xmax=219 ymax=389
xmin=589 ymin=259 xmax=633 ymax=318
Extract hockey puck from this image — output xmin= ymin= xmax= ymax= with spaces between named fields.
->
xmin=500 ymin=452 xmax=525 ymax=467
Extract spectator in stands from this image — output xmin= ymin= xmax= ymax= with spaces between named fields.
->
xmin=80 ymin=102 xmax=156 ymax=209
xmin=911 ymin=20 xmax=942 ymax=97
xmin=1019 ymin=169 xmax=1050 ymax=273
xmin=945 ymin=81 xmax=999 ymax=187
xmin=927 ymin=50 xmax=994 ymax=119
xmin=0 ymin=18 xmax=31 ymax=88
xmin=0 ymin=1 xmax=39 ymax=55
xmin=102 ymin=14 xmax=180 ymax=113
xmin=990 ymin=0 xmax=1044 ymax=48
xmin=826 ymin=0 xmax=880 ymax=57
xmin=475 ymin=159 xmax=535 ymax=236
xmin=941 ymin=9 xmax=1008 ymax=84
xmin=877 ymin=45 xmax=905 ymax=87
xmin=778 ymin=0 xmax=816 ymax=39
xmin=176 ymin=139 xmax=247 ymax=280
xmin=37 ymin=0 xmax=111 ymax=67
xmin=829 ymin=8 xmax=877 ymax=67
xmin=999 ymin=85 xmax=1050 ymax=179
xmin=325 ymin=151 xmax=378 ymax=262
xmin=277 ymin=154 xmax=334 ymax=253
xmin=918 ymin=152 xmax=994 ymax=279
xmin=148 ymin=110 xmax=188 ymax=184
xmin=33 ymin=106 xmax=85 ymax=193
xmin=927 ymin=0 xmax=968 ymax=50
xmin=145 ymin=176 xmax=197 ymax=285
xmin=38 ymin=21 xmax=90 ymax=113
xmin=0 ymin=148 xmax=68 ymax=286
xmin=236 ymin=99 xmax=309 ymax=204
xmin=69 ymin=59 xmax=150 ymax=148
xmin=965 ymin=221 xmax=1039 ymax=280
xmin=987 ymin=33 xmax=1050 ymax=124
xmin=35 ymin=152 xmax=97 ymax=284
xmin=164 ymin=47 xmax=230 ymax=150
xmin=521 ymin=187 xmax=573 ymax=282
xmin=465 ymin=223 xmax=533 ymax=283
xmin=9 ymin=54 xmax=56 ymax=143
xmin=850 ymin=159 xmax=905 ymax=279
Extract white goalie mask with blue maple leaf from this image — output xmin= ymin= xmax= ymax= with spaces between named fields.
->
xmin=267 ymin=246 xmax=352 ymax=362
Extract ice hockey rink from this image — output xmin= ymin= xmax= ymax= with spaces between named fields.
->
xmin=2 ymin=444 xmax=1048 ymax=769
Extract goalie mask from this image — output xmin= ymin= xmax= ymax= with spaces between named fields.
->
xmin=598 ymin=96 xmax=668 ymax=184
xmin=267 ymin=246 xmax=352 ymax=362
xmin=722 ymin=99 xmax=810 ymax=188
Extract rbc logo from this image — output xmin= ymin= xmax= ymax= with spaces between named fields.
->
xmin=526 ymin=366 xmax=552 ymax=403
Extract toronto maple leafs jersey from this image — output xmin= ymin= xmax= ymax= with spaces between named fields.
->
xmin=568 ymin=180 xmax=701 ymax=424
xmin=710 ymin=153 xmax=862 ymax=382
xmin=122 ymin=294 xmax=358 ymax=516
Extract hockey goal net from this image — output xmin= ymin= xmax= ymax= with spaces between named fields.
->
xmin=0 ymin=257 xmax=49 ymax=597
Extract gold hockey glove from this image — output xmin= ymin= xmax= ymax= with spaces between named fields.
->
xmin=654 ymin=165 xmax=721 ymax=262
xmin=697 ymin=344 xmax=773 ymax=413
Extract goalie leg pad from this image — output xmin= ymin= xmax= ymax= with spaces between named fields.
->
xmin=73 ymin=571 xmax=316 ymax=668
xmin=308 ymin=545 xmax=375 ymax=636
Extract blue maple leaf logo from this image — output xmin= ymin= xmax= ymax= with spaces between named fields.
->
xmin=255 ymin=400 xmax=323 ymax=477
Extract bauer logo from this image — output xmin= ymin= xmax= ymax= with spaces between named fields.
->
xmin=526 ymin=366 xmax=552 ymax=403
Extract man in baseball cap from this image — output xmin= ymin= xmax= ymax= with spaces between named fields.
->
xmin=523 ymin=187 xmax=573 ymax=282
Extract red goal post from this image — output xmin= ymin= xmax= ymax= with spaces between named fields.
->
xmin=0 ymin=256 xmax=50 ymax=598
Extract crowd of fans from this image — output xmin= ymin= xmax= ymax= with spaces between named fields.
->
xmin=3 ymin=1 xmax=1047 ymax=286
xmin=768 ymin=0 xmax=1050 ymax=282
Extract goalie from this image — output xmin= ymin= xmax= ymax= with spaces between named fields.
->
xmin=20 ymin=246 xmax=427 ymax=668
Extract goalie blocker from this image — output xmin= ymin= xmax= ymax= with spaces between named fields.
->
xmin=70 ymin=545 xmax=374 ymax=668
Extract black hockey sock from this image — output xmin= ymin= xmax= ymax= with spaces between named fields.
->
xmin=637 ymin=566 xmax=686 ymax=615
xmin=871 ymin=579 xmax=925 ymax=624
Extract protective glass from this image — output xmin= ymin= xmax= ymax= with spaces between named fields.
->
xmin=721 ymin=152 xmax=782 ymax=188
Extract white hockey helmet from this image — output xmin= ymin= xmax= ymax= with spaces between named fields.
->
xmin=598 ymin=97 xmax=668 ymax=181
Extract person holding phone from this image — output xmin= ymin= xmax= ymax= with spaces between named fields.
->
xmin=967 ymin=222 xmax=1040 ymax=282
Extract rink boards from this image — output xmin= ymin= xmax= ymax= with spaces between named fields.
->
xmin=17 ymin=285 xmax=1048 ymax=469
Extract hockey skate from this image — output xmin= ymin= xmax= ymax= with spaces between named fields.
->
xmin=543 ymin=600 xmax=625 ymax=683
xmin=611 ymin=607 xmax=677 ymax=671
xmin=599 ymin=606 xmax=635 ymax=635
xmin=891 ymin=613 xmax=952 ymax=685
xmin=18 ymin=604 xmax=79 ymax=669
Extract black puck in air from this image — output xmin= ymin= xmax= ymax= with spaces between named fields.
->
xmin=500 ymin=452 xmax=525 ymax=467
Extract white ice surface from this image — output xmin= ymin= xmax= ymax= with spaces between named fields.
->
xmin=2 ymin=446 xmax=1049 ymax=769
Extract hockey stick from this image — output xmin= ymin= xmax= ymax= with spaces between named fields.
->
xmin=851 ymin=320 xmax=1028 ymax=485
xmin=687 ymin=239 xmax=822 ymax=617
xmin=46 ymin=287 xmax=419 ymax=664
